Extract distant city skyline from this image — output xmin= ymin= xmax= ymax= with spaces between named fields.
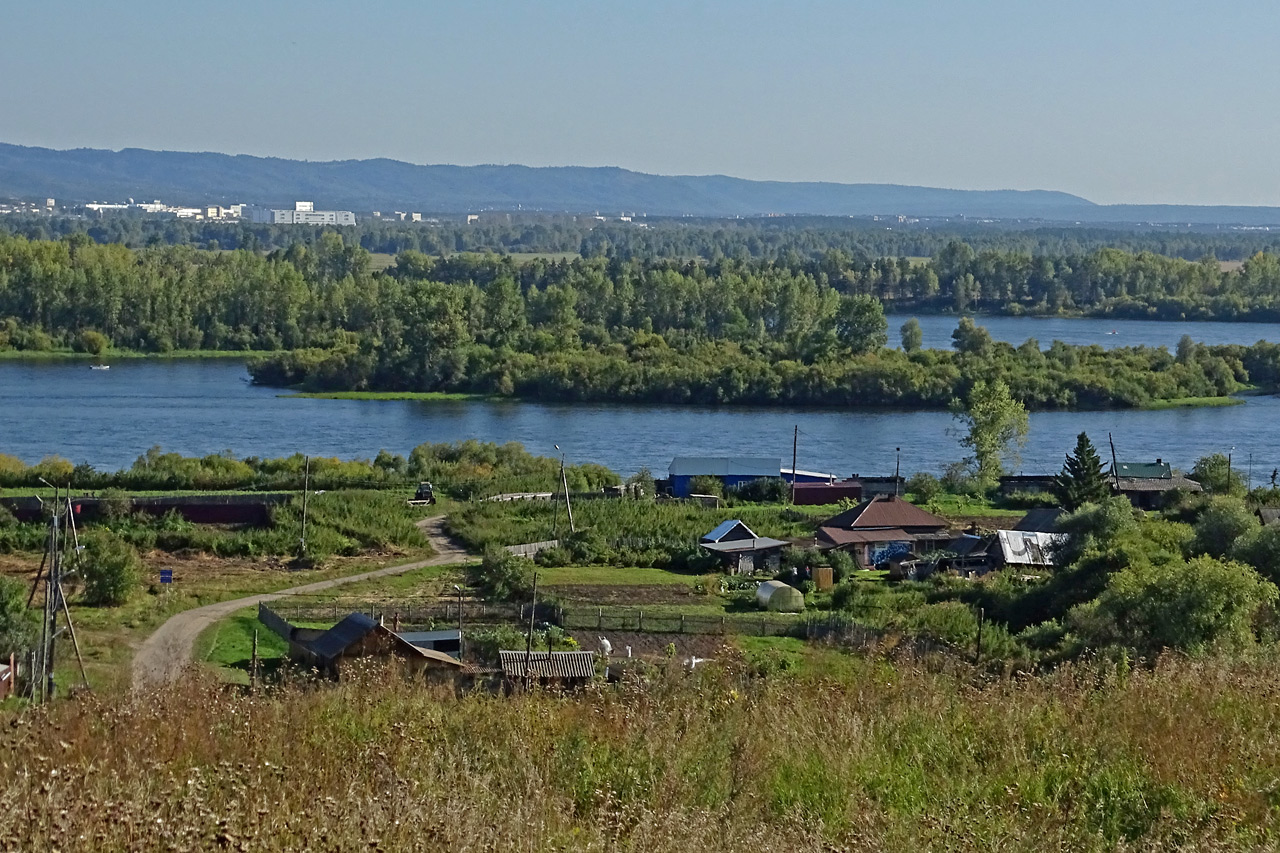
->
xmin=4 ymin=1 xmax=1279 ymax=206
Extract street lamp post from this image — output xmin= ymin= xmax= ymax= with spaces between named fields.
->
xmin=1228 ymin=446 xmax=1236 ymax=494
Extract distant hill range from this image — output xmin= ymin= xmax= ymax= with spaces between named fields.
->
xmin=3 ymin=142 xmax=1280 ymax=225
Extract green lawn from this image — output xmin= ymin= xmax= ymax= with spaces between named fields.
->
xmin=195 ymin=608 xmax=288 ymax=684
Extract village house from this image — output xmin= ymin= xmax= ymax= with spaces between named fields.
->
xmin=699 ymin=519 xmax=788 ymax=574
xmin=1111 ymin=460 xmax=1202 ymax=509
xmin=816 ymin=495 xmax=952 ymax=568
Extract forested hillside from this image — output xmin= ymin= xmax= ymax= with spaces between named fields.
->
xmin=3 ymin=233 xmax=1280 ymax=408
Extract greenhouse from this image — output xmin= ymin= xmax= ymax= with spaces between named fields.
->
xmin=755 ymin=580 xmax=805 ymax=613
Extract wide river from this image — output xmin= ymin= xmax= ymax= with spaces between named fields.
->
xmin=2 ymin=315 xmax=1279 ymax=482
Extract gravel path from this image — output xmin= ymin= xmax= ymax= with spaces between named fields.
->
xmin=130 ymin=516 xmax=471 ymax=688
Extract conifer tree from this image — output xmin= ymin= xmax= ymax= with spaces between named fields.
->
xmin=1054 ymin=432 xmax=1111 ymax=510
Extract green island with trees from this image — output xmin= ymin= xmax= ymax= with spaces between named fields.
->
xmin=4 ymin=233 xmax=1280 ymax=409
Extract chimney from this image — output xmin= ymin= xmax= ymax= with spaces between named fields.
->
xmin=1156 ymin=458 xmax=1162 ymax=465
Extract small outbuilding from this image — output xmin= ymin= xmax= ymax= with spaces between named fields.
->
xmin=700 ymin=519 xmax=788 ymax=575
xmin=295 ymin=613 xmax=465 ymax=681
xmin=756 ymin=580 xmax=805 ymax=613
xmin=996 ymin=530 xmax=1064 ymax=568
xmin=498 ymin=650 xmax=597 ymax=690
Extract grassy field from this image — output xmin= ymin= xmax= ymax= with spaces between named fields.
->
xmin=8 ymin=654 xmax=1280 ymax=849
xmin=1140 ymin=395 xmax=1247 ymax=410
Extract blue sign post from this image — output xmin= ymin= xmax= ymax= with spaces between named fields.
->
xmin=159 ymin=569 xmax=173 ymax=585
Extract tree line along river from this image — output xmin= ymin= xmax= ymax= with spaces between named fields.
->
xmin=1 ymin=314 xmax=1278 ymax=482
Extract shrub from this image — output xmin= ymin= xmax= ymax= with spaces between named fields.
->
xmin=687 ymin=475 xmax=724 ymax=498
xmin=467 ymin=548 xmax=535 ymax=601
xmin=73 ymin=329 xmax=109 ymax=355
xmin=1191 ymin=496 xmax=1258 ymax=558
xmin=79 ymin=530 xmax=141 ymax=606
xmin=1070 ymin=555 xmax=1278 ymax=654
xmin=906 ymin=472 xmax=942 ymax=503
xmin=0 ymin=575 xmax=37 ymax=656
xmin=730 ymin=477 xmax=787 ymax=503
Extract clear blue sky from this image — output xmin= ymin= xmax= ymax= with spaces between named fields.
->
xmin=3 ymin=1 xmax=1277 ymax=205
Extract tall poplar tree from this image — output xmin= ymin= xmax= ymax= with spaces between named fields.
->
xmin=1053 ymin=432 xmax=1111 ymax=510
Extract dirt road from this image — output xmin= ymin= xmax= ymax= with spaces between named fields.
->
xmin=131 ymin=516 xmax=471 ymax=689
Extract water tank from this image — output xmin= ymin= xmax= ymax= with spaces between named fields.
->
xmin=755 ymin=580 xmax=805 ymax=613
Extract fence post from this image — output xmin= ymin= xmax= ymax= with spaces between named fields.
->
xmin=638 ymin=611 xmax=643 ymax=632
xmin=680 ymin=614 xmax=686 ymax=634
xmin=598 ymin=607 xmax=602 ymax=630
xmin=720 ymin=616 xmax=725 ymax=635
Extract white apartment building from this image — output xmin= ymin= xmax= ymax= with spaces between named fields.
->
xmin=247 ymin=201 xmax=356 ymax=226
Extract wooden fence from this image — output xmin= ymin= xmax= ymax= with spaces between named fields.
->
xmin=504 ymin=539 xmax=560 ymax=558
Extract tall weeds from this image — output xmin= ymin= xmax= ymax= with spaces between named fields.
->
xmin=2 ymin=654 xmax=1278 ymax=850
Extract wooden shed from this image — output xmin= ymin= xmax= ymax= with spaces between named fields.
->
xmin=295 ymin=613 xmax=465 ymax=681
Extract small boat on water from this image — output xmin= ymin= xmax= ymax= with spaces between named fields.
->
xmin=1106 ymin=329 xmax=1119 ymax=335
xmin=90 ymin=364 xmax=110 ymax=370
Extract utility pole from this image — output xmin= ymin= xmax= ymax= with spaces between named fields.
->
xmin=790 ymin=425 xmax=798 ymax=505
xmin=555 ymin=444 xmax=574 ymax=534
xmin=1227 ymin=448 xmax=1234 ymax=494
xmin=894 ymin=447 xmax=902 ymax=497
xmin=29 ymin=483 xmax=89 ymax=702
xmin=523 ymin=572 xmax=539 ymax=691
xmin=299 ymin=455 xmax=310 ymax=554
xmin=1108 ymin=433 xmax=1120 ymax=490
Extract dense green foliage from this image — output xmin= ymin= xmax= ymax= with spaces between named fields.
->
xmin=3 ymin=233 xmax=1280 ymax=407
xmin=0 ymin=575 xmax=37 ymax=656
xmin=1053 ymin=432 xmax=1111 ymax=510
xmin=0 ymin=441 xmax=617 ymax=498
xmin=9 ymin=211 xmax=1280 ymax=261
xmin=78 ymin=530 xmax=141 ymax=606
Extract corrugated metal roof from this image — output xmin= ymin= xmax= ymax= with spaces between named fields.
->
xmin=1114 ymin=475 xmax=1201 ymax=492
xmin=700 ymin=536 xmax=789 ymax=553
xmin=1113 ymin=461 xmax=1172 ymax=479
xmin=997 ymin=530 xmax=1065 ymax=566
xmin=308 ymin=613 xmax=379 ymax=663
xmin=1013 ymin=508 xmax=1064 ymax=532
xmin=783 ymin=467 xmax=837 ymax=480
xmin=669 ymin=457 xmax=780 ymax=477
xmin=499 ymin=650 xmax=596 ymax=680
xmin=702 ymin=519 xmax=754 ymax=542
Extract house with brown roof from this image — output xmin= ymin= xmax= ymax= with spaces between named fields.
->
xmin=816 ymin=495 xmax=952 ymax=568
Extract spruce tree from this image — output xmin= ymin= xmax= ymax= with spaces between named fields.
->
xmin=1054 ymin=432 xmax=1111 ymax=510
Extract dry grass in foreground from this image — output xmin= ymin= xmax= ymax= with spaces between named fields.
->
xmin=3 ymin=653 xmax=1280 ymax=851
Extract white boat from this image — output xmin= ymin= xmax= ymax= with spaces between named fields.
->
xmin=90 ymin=364 xmax=110 ymax=370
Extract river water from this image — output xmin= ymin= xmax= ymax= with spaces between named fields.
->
xmin=884 ymin=313 xmax=1280 ymax=350
xmin=3 ymin=322 xmax=1280 ymax=484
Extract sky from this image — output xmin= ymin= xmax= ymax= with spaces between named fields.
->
xmin=2 ymin=1 xmax=1278 ymax=206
